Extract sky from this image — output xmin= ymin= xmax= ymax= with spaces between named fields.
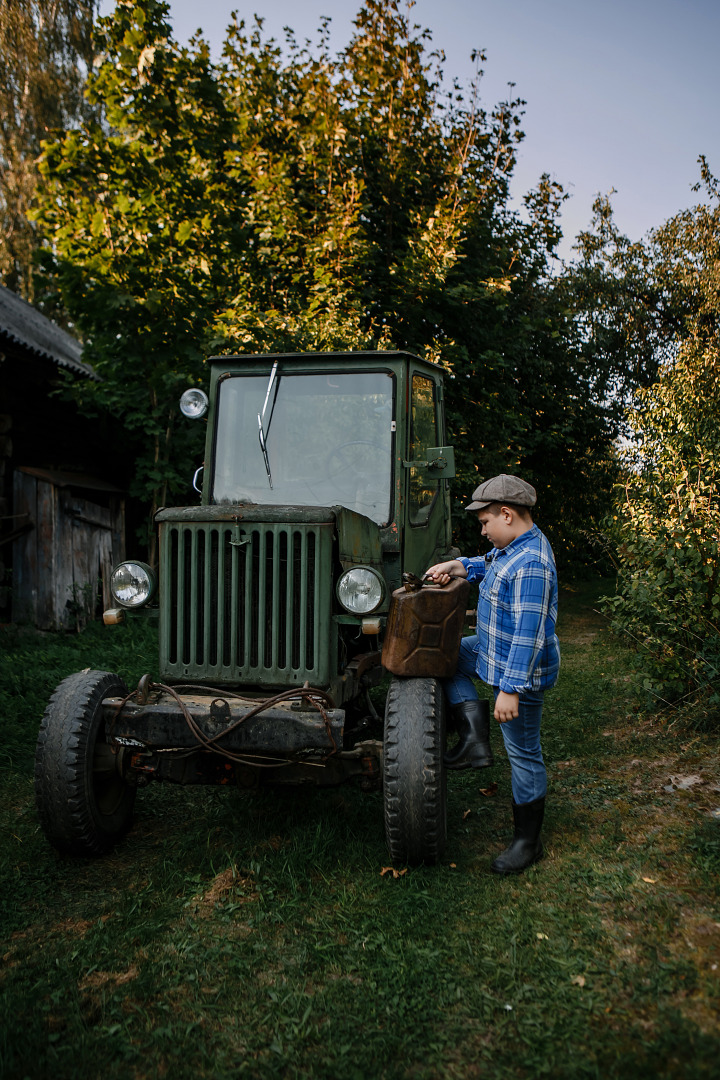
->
xmin=98 ymin=0 xmax=720 ymax=261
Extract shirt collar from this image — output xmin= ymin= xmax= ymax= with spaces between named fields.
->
xmin=494 ymin=523 xmax=539 ymax=559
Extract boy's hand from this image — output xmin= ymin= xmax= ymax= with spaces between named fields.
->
xmin=425 ymin=559 xmax=467 ymax=586
xmin=494 ymin=691 xmax=519 ymax=723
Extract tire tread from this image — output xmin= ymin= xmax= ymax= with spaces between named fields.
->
xmin=383 ymin=676 xmax=446 ymax=866
xmin=35 ymin=670 xmax=134 ymax=856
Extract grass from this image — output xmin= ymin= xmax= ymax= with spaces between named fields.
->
xmin=1 ymin=585 xmax=720 ymax=1079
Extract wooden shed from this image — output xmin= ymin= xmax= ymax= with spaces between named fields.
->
xmin=0 ymin=284 xmax=128 ymax=627
xmin=12 ymin=467 xmax=125 ymax=630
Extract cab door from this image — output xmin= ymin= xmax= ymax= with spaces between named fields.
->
xmin=402 ymin=368 xmax=452 ymax=576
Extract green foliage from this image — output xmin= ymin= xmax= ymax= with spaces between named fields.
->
xmin=35 ymin=0 xmax=620 ymax=566
xmin=562 ymin=193 xmax=678 ymax=425
xmin=0 ymin=0 xmax=97 ymax=298
xmin=604 ymin=464 xmax=720 ymax=710
xmin=601 ymin=162 xmax=720 ymax=716
xmin=34 ymin=0 xmax=235 ymax=553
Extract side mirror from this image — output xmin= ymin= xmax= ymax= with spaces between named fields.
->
xmin=402 ymin=446 xmax=455 ymax=479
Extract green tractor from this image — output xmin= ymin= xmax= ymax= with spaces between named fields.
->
xmin=35 ymin=351 xmax=462 ymax=865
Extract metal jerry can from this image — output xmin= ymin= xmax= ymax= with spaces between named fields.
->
xmin=381 ymin=574 xmax=470 ymax=678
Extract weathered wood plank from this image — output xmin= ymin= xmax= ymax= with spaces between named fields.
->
xmin=36 ymin=480 xmax=57 ymax=629
xmin=56 ymin=489 xmax=76 ymax=629
xmin=12 ymin=471 xmax=38 ymax=623
xmin=99 ymin=527 xmax=113 ymax=611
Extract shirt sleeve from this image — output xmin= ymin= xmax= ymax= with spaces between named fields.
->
xmin=499 ymin=562 xmax=553 ymax=694
xmin=459 ymin=556 xmax=488 ymax=584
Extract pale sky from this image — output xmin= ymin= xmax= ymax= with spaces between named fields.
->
xmin=98 ymin=0 xmax=720 ymax=260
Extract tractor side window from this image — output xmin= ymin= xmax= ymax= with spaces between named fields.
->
xmin=408 ymin=375 xmax=438 ymax=524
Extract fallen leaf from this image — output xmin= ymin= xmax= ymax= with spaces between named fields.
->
xmin=479 ymin=781 xmax=499 ymax=797
xmin=642 ymin=876 xmax=657 ymax=884
xmin=450 ymin=863 xmax=457 ymax=869
xmin=536 ymin=932 xmax=549 ymax=940
xmin=462 ymin=809 xmax=472 ymax=820
xmin=380 ymin=866 xmax=407 ymax=879
xmin=571 ymin=975 xmax=586 ymax=988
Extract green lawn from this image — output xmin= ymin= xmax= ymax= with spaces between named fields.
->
xmin=1 ymin=586 xmax=719 ymax=1079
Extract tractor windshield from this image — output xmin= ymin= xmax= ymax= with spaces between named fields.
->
xmin=212 ymin=371 xmax=395 ymax=525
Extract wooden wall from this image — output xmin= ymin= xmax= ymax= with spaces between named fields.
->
xmin=12 ymin=469 xmax=125 ymax=630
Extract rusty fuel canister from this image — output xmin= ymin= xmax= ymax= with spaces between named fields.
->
xmin=381 ymin=574 xmax=470 ymax=678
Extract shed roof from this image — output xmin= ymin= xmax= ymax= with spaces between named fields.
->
xmin=17 ymin=466 xmax=123 ymax=493
xmin=0 ymin=285 xmax=98 ymax=379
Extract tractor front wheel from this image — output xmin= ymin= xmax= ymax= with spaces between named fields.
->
xmin=35 ymin=670 xmax=135 ymax=856
xmin=382 ymin=676 xmax=447 ymax=866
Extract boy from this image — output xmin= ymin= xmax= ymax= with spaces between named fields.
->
xmin=426 ymin=473 xmax=560 ymax=874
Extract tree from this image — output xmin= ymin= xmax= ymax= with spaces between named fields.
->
xmin=213 ymin=1 xmax=617 ymax=564
xmin=35 ymin=0 xmax=619 ymax=567
xmin=36 ymin=0 xmax=244 ymax=560
xmin=561 ymin=193 xmax=686 ymax=439
xmin=0 ymin=0 xmax=97 ymax=298
xmin=602 ymin=160 xmax=720 ymax=715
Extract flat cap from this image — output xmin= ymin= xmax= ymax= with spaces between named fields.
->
xmin=465 ymin=473 xmax=537 ymax=512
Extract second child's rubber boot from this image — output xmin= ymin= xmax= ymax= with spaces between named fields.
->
xmin=444 ymin=699 xmax=494 ymax=770
xmin=491 ymin=797 xmax=545 ymax=874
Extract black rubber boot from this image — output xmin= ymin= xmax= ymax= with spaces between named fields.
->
xmin=444 ymin=699 xmax=494 ymax=770
xmin=491 ymin=796 xmax=545 ymax=875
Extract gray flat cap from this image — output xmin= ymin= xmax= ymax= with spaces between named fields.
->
xmin=465 ymin=473 xmax=537 ymax=511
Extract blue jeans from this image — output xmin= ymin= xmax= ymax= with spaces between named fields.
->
xmin=443 ymin=635 xmax=547 ymax=805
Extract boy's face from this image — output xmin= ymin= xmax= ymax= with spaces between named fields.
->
xmin=477 ymin=506 xmax=528 ymax=549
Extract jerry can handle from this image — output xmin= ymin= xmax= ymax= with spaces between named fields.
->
xmin=402 ymin=571 xmax=460 ymax=593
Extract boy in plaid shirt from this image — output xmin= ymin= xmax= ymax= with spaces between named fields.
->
xmin=426 ymin=474 xmax=560 ymax=874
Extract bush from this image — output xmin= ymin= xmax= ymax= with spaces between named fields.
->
xmin=600 ymin=167 xmax=720 ymax=719
xmin=603 ymin=349 xmax=720 ymax=716
xmin=603 ymin=471 xmax=720 ymax=713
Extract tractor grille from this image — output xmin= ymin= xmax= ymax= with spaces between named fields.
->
xmin=158 ymin=521 xmax=334 ymax=686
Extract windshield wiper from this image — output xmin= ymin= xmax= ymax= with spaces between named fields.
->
xmin=257 ymin=358 xmax=280 ymax=489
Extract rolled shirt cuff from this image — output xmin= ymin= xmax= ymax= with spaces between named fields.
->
xmin=499 ymin=680 xmax=524 ymax=695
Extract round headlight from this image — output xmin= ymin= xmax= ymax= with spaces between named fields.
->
xmin=110 ymin=561 xmax=157 ymax=609
xmin=336 ymin=567 xmax=384 ymax=615
xmin=179 ymin=387 xmax=209 ymax=419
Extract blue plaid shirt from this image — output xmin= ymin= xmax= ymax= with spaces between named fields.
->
xmin=459 ymin=524 xmax=560 ymax=694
